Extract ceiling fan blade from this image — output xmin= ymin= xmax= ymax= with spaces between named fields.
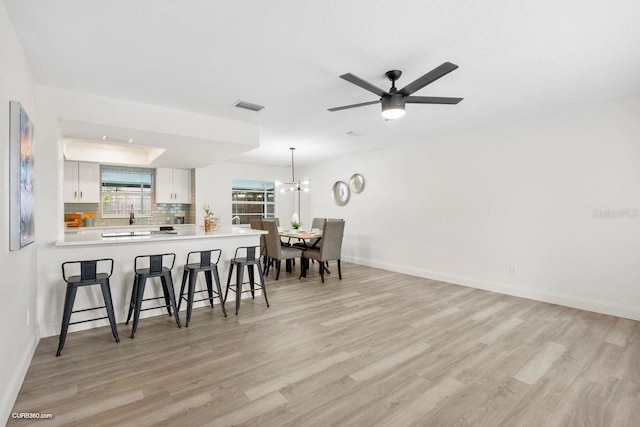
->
xmin=327 ymin=100 xmax=381 ymax=112
xmin=406 ymin=96 xmax=463 ymax=104
xmin=398 ymin=62 xmax=459 ymax=96
xmin=340 ymin=73 xmax=388 ymax=97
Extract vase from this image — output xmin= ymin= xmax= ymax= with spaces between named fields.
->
xmin=204 ymin=216 xmax=211 ymax=232
xmin=211 ymin=217 xmax=220 ymax=231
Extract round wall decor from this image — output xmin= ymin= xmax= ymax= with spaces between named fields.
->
xmin=349 ymin=173 xmax=365 ymax=193
xmin=332 ymin=181 xmax=350 ymax=206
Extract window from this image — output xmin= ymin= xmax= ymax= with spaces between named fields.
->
xmin=101 ymin=166 xmax=153 ymax=217
xmin=232 ymin=179 xmax=276 ymax=224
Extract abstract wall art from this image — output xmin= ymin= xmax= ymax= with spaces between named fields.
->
xmin=9 ymin=101 xmax=35 ymax=250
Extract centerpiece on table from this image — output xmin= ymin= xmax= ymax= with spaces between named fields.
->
xmin=291 ymin=213 xmax=301 ymax=230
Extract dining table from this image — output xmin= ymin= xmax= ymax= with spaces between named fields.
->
xmin=279 ymin=229 xmax=322 ymax=248
xmin=278 ymin=229 xmax=329 ymax=274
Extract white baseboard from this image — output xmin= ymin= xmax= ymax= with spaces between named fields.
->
xmin=343 ymin=256 xmax=640 ymax=321
xmin=1 ymin=328 xmax=40 ymax=427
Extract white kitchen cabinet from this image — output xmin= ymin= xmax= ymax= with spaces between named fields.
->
xmin=63 ymin=161 xmax=100 ymax=203
xmin=155 ymin=168 xmax=191 ymax=204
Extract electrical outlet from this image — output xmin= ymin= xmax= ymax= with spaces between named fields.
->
xmin=510 ymin=264 xmax=518 ymax=276
xmin=27 ymin=308 xmax=30 ymax=326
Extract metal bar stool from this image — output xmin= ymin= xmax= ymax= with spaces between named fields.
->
xmin=126 ymin=253 xmax=182 ymax=338
xmin=57 ymin=258 xmax=119 ymax=356
xmin=224 ymin=246 xmax=269 ymax=315
xmin=177 ymin=249 xmax=227 ymax=327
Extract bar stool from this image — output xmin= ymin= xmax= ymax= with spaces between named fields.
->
xmin=178 ymin=249 xmax=227 ymax=326
xmin=57 ymin=258 xmax=119 ymax=356
xmin=126 ymin=253 xmax=181 ymax=338
xmin=224 ymin=246 xmax=269 ymax=315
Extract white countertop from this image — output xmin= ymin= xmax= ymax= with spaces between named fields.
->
xmin=64 ymin=223 xmax=197 ymax=233
xmin=57 ymin=225 xmax=266 ymax=247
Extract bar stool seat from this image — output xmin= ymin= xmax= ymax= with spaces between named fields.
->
xmin=224 ymin=246 xmax=269 ymax=315
xmin=57 ymin=258 xmax=119 ymax=356
xmin=178 ymin=249 xmax=227 ymax=327
xmin=126 ymin=253 xmax=181 ymax=338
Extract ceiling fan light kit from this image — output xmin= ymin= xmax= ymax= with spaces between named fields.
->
xmin=381 ymin=94 xmax=406 ymax=120
xmin=328 ymin=62 xmax=463 ymax=120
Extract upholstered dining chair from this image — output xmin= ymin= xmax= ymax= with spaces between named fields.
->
xmin=300 ymin=219 xmax=345 ymax=283
xmin=262 ymin=220 xmax=303 ymax=280
xmin=249 ymin=219 xmax=265 ymax=248
xmin=292 ymin=217 xmax=325 ymax=251
xmin=311 ymin=217 xmax=326 ymax=230
xmin=251 ymin=219 xmax=273 ymax=272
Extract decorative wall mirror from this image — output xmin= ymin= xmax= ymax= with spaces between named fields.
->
xmin=349 ymin=173 xmax=365 ymax=193
xmin=332 ymin=181 xmax=350 ymax=206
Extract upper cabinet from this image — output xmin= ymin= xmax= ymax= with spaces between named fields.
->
xmin=63 ymin=161 xmax=100 ymax=203
xmin=155 ymin=168 xmax=192 ymax=204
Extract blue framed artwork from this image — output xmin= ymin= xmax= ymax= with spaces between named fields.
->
xmin=9 ymin=101 xmax=35 ymax=250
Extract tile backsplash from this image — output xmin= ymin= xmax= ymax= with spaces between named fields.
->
xmin=64 ymin=203 xmax=194 ymax=226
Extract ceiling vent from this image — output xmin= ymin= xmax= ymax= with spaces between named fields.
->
xmin=235 ymin=101 xmax=265 ymax=112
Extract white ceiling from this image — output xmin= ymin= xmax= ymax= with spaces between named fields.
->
xmin=4 ymin=0 xmax=640 ymax=168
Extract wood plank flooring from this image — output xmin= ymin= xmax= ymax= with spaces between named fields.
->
xmin=9 ymin=262 xmax=640 ymax=426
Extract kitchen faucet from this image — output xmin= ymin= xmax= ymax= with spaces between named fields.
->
xmin=231 ymin=215 xmax=240 ymax=224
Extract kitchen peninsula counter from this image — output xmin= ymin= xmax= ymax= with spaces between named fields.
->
xmin=57 ymin=225 xmax=264 ymax=247
xmin=43 ymin=224 xmax=266 ymax=339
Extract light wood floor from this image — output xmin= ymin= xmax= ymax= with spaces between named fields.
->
xmin=9 ymin=262 xmax=640 ymax=426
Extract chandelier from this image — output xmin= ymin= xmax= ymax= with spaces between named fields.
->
xmin=280 ymin=147 xmax=309 ymax=226
xmin=281 ymin=147 xmax=309 ymax=194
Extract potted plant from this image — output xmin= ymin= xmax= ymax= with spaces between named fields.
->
xmin=291 ymin=213 xmax=300 ymax=230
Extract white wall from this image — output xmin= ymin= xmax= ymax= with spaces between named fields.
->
xmin=195 ymin=161 xmax=294 ymax=227
xmin=303 ymin=96 xmax=640 ymax=321
xmin=42 ymin=86 xmax=259 ymax=148
xmin=0 ymin=2 xmax=39 ymax=424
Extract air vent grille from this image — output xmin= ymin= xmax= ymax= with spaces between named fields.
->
xmin=235 ymin=101 xmax=265 ymax=112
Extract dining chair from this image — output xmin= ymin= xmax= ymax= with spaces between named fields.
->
xmin=262 ymin=220 xmax=303 ymax=280
xmin=250 ymin=219 xmax=266 ymax=251
xmin=253 ymin=219 xmax=274 ymax=272
xmin=292 ymin=217 xmax=324 ymax=250
xmin=300 ymin=219 xmax=345 ymax=283
xmin=311 ymin=217 xmax=326 ymax=229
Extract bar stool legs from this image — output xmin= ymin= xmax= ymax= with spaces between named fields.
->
xmin=127 ymin=274 xmax=181 ymax=338
xmin=178 ymin=268 xmax=227 ymax=326
xmin=125 ymin=253 xmax=181 ymax=338
xmin=56 ymin=284 xmax=78 ymax=357
xmin=177 ymin=250 xmax=226 ymax=327
xmin=224 ymin=246 xmax=269 ymax=315
xmin=100 ymin=281 xmax=120 ymax=347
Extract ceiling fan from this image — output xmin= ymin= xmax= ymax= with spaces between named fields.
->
xmin=328 ymin=62 xmax=463 ymax=120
